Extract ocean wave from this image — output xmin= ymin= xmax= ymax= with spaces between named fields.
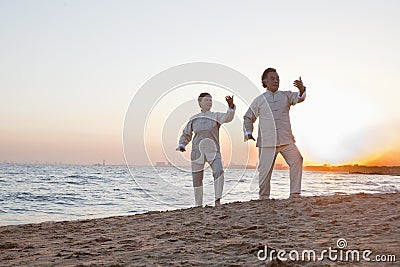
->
xmin=364 ymin=181 xmax=380 ymax=186
xmin=65 ymin=175 xmax=102 ymax=179
xmin=378 ymin=185 xmax=400 ymax=193
xmin=4 ymin=192 xmax=87 ymax=203
xmin=1 ymin=164 xmax=399 ymax=226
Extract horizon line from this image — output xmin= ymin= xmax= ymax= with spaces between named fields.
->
xmin=1 ymin=162 xmax=400 ymax=168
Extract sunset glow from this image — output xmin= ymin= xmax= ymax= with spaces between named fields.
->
xmin=1 ymin=1 xmax=399 ymax=166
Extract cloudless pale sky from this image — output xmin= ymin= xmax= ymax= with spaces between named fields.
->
xmin=1 ymin=0 xmax=399 ymax=165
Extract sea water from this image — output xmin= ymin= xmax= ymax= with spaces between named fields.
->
xmin=0 ymin=163 xmax=399 ymax=226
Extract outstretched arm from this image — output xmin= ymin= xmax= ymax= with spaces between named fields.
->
xmin=176 ymin=119 xmax=193 ymax=152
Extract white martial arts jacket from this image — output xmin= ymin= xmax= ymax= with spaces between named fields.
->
xmin=243 ymin=90 xmax=305 ymax=147
xmin=179 ymin=107 xmax=235 ymax=163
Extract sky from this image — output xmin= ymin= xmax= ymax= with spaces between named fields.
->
xmin=1 ymin=0 xmax=399 ymax=166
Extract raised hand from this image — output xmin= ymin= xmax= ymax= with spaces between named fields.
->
xmin=293 ymin=76 xmax=306 ymax=95
xmin=225 ymin=95 xmax=235 ymax=109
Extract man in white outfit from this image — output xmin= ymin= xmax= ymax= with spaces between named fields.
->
xmin=243 ymin=68 xmax=306 ymax=199
xmin=177 ymin=93 xmax=235 ymax=207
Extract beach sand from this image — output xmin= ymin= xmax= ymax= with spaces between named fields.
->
xmin=1 ymin=192 xmax=399 ymax=266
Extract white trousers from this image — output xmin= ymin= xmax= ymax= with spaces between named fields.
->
xmin=191 ymin=154 xmax=224 ymax=207
xmin=258 ymin=143 xmax=303 ymax=199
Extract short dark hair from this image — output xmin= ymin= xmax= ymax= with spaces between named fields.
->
xmin=261 ymin=68 xmax=277 ymax=87
xmin=198 ymin=92 xmax=212 ymax=102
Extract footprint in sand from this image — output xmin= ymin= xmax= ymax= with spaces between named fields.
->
xmin=154 ymin=231 xmax=178 ymax=239
xmin=94 ymin=237 xmax=112 ymax=243
xmin=0 ymin=242 xmax=19 ymax=249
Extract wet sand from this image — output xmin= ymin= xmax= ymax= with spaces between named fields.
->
xmin=1 ymin=192 xmax=399 ymax=266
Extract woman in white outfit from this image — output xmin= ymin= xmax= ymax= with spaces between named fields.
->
xmin=177 ymin=93 xmax=235 ymax=207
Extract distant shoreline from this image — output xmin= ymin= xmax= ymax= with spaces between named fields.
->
xmin=303 ymin=165 xmax=400 ymax=176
